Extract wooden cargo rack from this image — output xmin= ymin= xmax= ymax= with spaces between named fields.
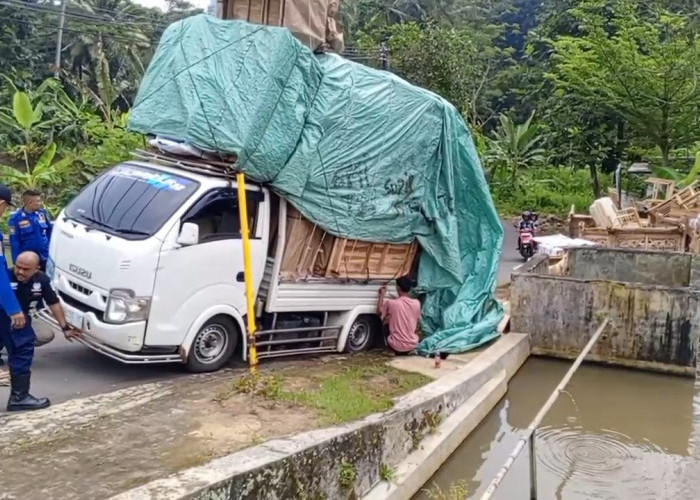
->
xmin=280 ymin=205 xmax=418 ymax=281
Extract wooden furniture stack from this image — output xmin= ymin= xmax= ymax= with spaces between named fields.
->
xmin=280 ymin=205 xmax=418 ymax=281
xmin=568 ymin=180 xmax=700 ymax=253
xmin=648 ymin=183 xmax=700 ymax=225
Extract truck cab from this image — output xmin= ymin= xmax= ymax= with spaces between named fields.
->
xmin=37 ymin=150 xmax=388 ymax=372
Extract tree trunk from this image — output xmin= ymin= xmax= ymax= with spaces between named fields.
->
xmin=589 ymin=163 xmax=601 ymax=199
xmin=660 ymin=143 xmax=671 ymax=167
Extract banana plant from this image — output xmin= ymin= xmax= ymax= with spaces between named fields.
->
xmin=0 ymin=77 xmax=62 ymax=140
xmin=0 ymin=142 xmax=73 ymax=191
xmin=485 ymin=111 xmax=546 ymax=185
xmin=0 ymin=77 xmax=64 ymax=175
xmin=652 ymin=151 xmax=700 ymax=189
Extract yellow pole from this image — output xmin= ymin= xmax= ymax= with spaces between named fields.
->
xmin=236 ymin=172 xmax=258 ymax=373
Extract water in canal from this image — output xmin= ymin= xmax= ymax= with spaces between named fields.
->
xmin=415 ymin=357 xmax=700 ymax=499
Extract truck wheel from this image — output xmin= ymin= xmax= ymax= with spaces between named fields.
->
xmin=344 ymin=315 xmax=381 ymax=353
xmin=185 ymin=316 xmax=238 ymax=373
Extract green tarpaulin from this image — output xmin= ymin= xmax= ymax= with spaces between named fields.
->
xmin=129 ymin=14 xmax=504 ymax=354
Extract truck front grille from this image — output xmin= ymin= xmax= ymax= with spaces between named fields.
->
xmin=59 ymin=292 xmax=104 ymax=322
xmin=68 ymin=280 xmax=108 ymax=302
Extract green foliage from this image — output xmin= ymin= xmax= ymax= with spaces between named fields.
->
xmin=4 ymin=0 xmax=700 ymax=221
xmin=548 ymin=0 xmax=700 ymax=165
xmin=338 ymin=460 xmax=357 ymax=491
xmin=0 ymin=74 xmax=142 ymax=213
xmin=0 ymin=142 xmax=74 ymax=192
xmin=652 ymin=151 xmax=700 ymax=189
xmin=485 ymin=111 xmax=546 ymax=183
xmin=423 ymin=479 xmax=469 ymax=500
xmin=492 ymin=166 xmax=611 ymax=216
xmin=363 ymin=21 xmax=508 ymax=125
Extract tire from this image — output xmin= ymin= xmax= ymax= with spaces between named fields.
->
xmin=344 ymin=315 xmax=381 ymax=353
xmin=185 ymin=316 xmax=239 ymax=373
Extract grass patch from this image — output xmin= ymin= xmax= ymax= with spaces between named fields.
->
xmin=423 ymin=479 xmax=469 ymax=500
xmin=233 ymin=356 xmax=430 ymax=424
xmin=279 ymin=361 xmax=429 ymax=424
xmin=380 ymin=463 xmax=396 ymax=482
xmin=339 ymin=460 xmax=357 ymax=490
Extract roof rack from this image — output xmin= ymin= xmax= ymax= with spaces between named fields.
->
xmin=131 ymin=148 xmax=238 ymax=180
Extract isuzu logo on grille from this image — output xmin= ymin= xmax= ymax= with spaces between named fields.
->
xmin=69 ymin=264 xmax=92 ymax=280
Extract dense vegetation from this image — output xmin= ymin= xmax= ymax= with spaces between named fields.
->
xmin=3 ymin=0 xmax=700 ymax=216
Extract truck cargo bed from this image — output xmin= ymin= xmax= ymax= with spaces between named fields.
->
xmin=259 ymin=257 xmax=391 ymax=313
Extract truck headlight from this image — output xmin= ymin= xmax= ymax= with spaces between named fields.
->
xmin=105 ymin=289 xmax=151 ymax=324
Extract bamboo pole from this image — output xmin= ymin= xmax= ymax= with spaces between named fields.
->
xmin=480 ymin=318 xmax=610 ymax=500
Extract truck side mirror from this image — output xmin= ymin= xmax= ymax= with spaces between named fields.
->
xmin=177 ymin=222 xmax=199 ymax=246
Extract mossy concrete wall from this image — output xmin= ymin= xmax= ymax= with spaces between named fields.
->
xmin=512 ymin=248 xmax=700 ymax=375
xmin=113 ymin=335 xmax=530 ymax=500
xmin=567 ymin=247 xmax=692 ymax=287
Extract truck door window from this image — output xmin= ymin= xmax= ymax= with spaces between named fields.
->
xmin=183 ymin=189 xmax=261 ymax=243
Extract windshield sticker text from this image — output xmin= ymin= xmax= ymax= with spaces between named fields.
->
xmin=111 ymin=166 xmax=191 ymax=192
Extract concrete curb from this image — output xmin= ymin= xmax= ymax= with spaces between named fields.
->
xmin=363 ymin=370 xmax=508 ymax=500
xmin=113 ymin=334 xmax=530 ymax=500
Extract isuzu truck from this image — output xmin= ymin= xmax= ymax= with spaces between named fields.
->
xmin=36 ymin=148 xmax=414 ymax=372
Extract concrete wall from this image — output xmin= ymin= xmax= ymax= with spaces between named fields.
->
xmin=114 ymin=335 xmax=530 ymax=500
xmin=511 ymin=270 xmax=700 ymax=375
xmin=567 ymin=247 xmax=692 ymax=287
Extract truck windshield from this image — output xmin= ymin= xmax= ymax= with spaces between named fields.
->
xmin=65 ymin=163 xmax=200 ymax=238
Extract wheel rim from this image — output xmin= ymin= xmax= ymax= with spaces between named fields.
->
xmin=348 ymin=321 xmax=370 ymax=351
xmin=193 ymin=324 xmax=228 ymax=364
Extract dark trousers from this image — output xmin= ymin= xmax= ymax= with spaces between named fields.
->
xmin=0 ymin=312 xmax=35 ymax=375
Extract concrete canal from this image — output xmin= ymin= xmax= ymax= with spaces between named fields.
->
xmin=416 ymin=357 xmax=700 ymax=499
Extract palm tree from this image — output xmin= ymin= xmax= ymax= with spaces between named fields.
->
xmin=62 ymin=0 xmax=152 ymax=112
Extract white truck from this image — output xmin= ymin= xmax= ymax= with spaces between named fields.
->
xmin=35 ymin=149 xmax=410 ymax=372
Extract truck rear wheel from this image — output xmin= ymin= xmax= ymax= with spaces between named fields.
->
xmin=185 ymin=316 xmax=238 ymax=373
xmin=344 ymin=315 xmax=381 ymax=353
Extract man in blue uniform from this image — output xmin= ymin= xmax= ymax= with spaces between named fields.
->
xmin=3 ymin=251 xmax=81 ymax=411
xmin=9 ymin=190 xmax=53 ymax=272
xmin=0 ymin=183 xmax=25 ymax=386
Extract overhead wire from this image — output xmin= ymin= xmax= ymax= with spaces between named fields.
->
xmin=7 ymin=0 xmax=389 ymax=247
xmin=0 ymin=0 xmax=174 ymax=29
xmin=9 ymin=17 xmax=163 ymax=45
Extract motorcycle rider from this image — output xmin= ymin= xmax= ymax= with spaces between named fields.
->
xmin=516 ymin=211 xmax=534 ymax=250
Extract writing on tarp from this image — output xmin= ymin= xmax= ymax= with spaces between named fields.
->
xmin=330 ymin=163 xmax=370 ymax=190
xmin=384 ymin=173 xmax=415 ymax=196
xmin=393 ymin=199 xmax=424 ymax=217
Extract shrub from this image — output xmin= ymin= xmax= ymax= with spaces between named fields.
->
xmin=491 ymin=166 xmax=611 ymax=217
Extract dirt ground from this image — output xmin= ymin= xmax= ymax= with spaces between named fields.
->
xmin=0 ymin=354 xmax=429 ymax=500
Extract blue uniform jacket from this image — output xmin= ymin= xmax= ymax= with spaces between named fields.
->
xmin=0 ymin=231 xmax=21 ymax=316
xmin=9 ymin=208 xmax=52 ymax=262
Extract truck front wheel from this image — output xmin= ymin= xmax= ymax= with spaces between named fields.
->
xmin=344 ymin=315 xmax=381 ymax=353
xmin=185 ymin=316 xmax=239 ymax=373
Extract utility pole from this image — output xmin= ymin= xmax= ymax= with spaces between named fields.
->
xmin=54 ymin=0 xmax=67 ymax=78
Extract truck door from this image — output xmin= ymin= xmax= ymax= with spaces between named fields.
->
xmin=146 ymin=187 xmax=267 ymax=348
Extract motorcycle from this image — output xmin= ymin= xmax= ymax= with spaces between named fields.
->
xmin=518 ymin=227 xmax=536 ymax=260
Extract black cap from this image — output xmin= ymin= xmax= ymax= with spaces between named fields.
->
xmin=0 ymin=183 xmax=14 ymax=207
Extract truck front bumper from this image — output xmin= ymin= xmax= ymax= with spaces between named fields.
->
xmin=34 ymin=306 xmax=183 ymax=365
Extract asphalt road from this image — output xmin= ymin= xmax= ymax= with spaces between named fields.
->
xmin=498 ymin=217 xmax=522 ymax=286
xmin=2 ymin=219 xmax=523 ymax=408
